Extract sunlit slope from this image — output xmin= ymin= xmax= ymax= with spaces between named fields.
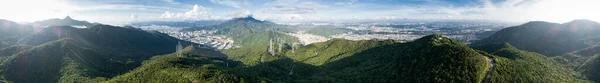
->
xmin=221 ymin=32 xmax=298 ymax=66
xmin=286 ymin=39 xmax=395 ymax=66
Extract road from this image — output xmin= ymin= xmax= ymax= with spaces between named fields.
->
xmin=482 ymin=56 xmax=496 ymax=83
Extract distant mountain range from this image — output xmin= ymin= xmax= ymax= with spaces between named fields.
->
xmin=32 ymin=16 xmax=96 ymax=27
xmin=129 ymin=20 xmax=225 ymax=28
xmin=0 ymin=17 xmax=599 ymax=82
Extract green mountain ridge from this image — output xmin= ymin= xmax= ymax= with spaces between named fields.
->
xmin=32 ymin=16 xmax=94 ymax=27
xmin=471 ymin=20 xmax=600 ymax=56
xmin=471 ymin=19 xmax=600 ymax=82
xmin=1 ymin=18 xmax=600 ymax=82
xmin=181 ymin=16 xmax=298 ymax=46
xmin=473 ymin=42 xmax=588 ymax=82
xmin=107 ymin=34 xmax=496 ymax=82
xmin=0 ymin=21 xmax=196 ymax=82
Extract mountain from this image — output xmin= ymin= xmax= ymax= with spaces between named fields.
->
xmin=105 ymin=46 xmax=249 ymax=83
xmin=101 ymin=34 xmax=496 ymax=82
xmin=129 ymin=20 xmax=225 ymax=28
xmin=471 ymin=20 xmax=600 ymax=82
xmin=0 ymin=19 xmax=34 ymax=47
xmin=472 ymin=43 xmax=588 ymax=82
xmin=18 ymin=25 xmax=191 ymax=56
xmin=181 ymin=16 xmax=298 ymax=46
xmin=1 ymin=38 xmax=121 ymax=83
xmin=0 ymin=23 xmax=195 ymax=82
xmin=32 ymin=16 xmax=94 ymax=27
xmin=284 ymin=34 xmax=491 ymax=82
xmin=471 ymin=20 xmax=600 ymax=56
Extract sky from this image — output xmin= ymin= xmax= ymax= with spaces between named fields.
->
xmin=0 ymin=0 xmax=599 ymax=25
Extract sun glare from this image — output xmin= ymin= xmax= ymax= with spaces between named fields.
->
xmin=532 ymin=0 xmax=600 ymax=23
xmin=0 ymin=0 xmax=73 ymax=22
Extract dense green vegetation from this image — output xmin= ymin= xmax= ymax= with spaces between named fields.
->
xmin=0 ymin=19 xmax=195 ymax=82
xmin=105 ymin=46 xmax=255 ymax=83
xmin=3 ymin=17 xmax=600 ymax=82
xmin=557 ymin=46 xmax=600 ymax=82
xmin=0 ymin=45 xmax=29 ymax=56
xmin=291 ymin=35 xmax=489 ymax=82
xmin=103 ymin=34 xmax=493 ymax=82
xmin=0 ymin=39 xmax=120 ymax=82
xmin=470 ymin=20 xmax=600 ymax=82
xmin=19 ymin=25 xmax=191 ymax=56
xmin=473 ymin=42 xmax=588 ymax=82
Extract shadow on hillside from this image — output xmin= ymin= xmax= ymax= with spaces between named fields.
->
xmin=231 ymin=57 xmax=319 ymax=82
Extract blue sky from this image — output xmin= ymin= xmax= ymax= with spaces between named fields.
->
xmin=0 ymin=0 xmax=599 ymax=25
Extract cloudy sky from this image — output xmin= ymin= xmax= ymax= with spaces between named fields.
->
xmin=0 ymin=0 xmax=599 ymax=25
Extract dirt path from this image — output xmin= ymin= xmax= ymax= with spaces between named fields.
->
xmin=483 ymin=56 xmax=496 ymax=83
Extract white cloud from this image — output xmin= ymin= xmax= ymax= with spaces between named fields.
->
xmin=263 ymin=1 xmax=327 ymax=14
xmin=229 ymin=10 xmax=253 ymax=18
xmin=262 ymin=14 xmax=304 ymax=22
xmin=160 ymin=4 xmax=214 ymax=21
xmin=209 ymin=0 xmax=248 ymax=8
xmin=130 ymin=14 xmax=138 ymax=19
xmin=409 ymin=0 xmax=600 ymax=22
xmin=334 ymin=0 xmax=358 ymax=5
xmin=160 ymin=0 xmax=182 ymax=5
